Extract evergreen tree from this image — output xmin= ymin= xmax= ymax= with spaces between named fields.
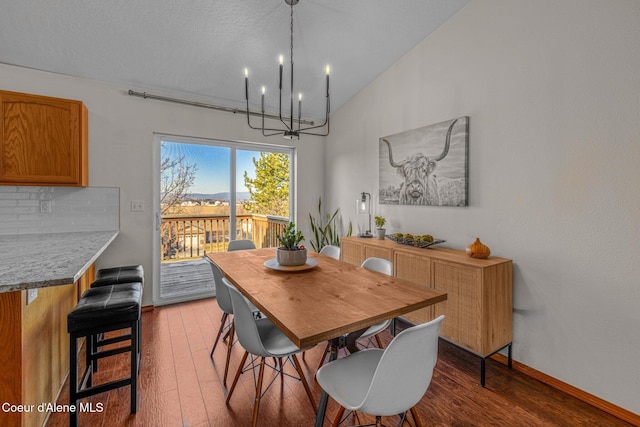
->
xmin=244 ymin=152 xmax=290 ymax=218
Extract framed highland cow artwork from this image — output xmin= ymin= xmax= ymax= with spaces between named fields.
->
xmin=379 ymin=116 xmax=469 ymax=206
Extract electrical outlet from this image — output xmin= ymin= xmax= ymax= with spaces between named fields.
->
xmin=131 ymin=200 xmax=145 ymax=212
xmin=27 ymin=288 xmax=38 ymax=304
xmin=40 ymin=200 xmax=52 ymax=213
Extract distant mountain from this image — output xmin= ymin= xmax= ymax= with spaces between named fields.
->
xmin=187 ymin=192 xmax=251 ymax=201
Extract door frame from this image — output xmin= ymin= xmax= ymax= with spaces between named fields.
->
xmin=152 ymin=133 xmax=295 ymax=306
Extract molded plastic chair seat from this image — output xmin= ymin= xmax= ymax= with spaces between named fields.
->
xmin=316 ymin=315 xmax=445 ymax=426
xmin=227 ymin=239 xmax=256 ymax=251
xmin=319 ymin=244 xmax=341 ymax=260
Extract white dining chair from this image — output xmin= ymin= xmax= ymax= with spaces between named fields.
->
xmin=319 ymin=244 xmax=341 ymax=260
xmin=227 ymin=239 xmax=256 ymax=251
xmin=316 ymin=257 xmax=394 ymax=371
xmin=358 ymin=257 xmax=394 ymax=348
xmin=226 ymin=280 xmax=317 ymax=427
xmin=316 ymin=315 xmax=445 ymax=427
xmin=206 ymin=259 xmax=235 ymax=386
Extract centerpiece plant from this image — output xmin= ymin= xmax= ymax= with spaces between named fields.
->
xmin=276 ymin=222 xmax=307 ymax=266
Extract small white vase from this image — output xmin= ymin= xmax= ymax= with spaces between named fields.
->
xmin=276 ymin=247 xmax=308 ymax=266
xmin=375 ymin=228 xmax=386 ymax=239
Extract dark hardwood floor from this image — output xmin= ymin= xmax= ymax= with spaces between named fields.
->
xmin=46 ymin=298 xmax=632 ymax=427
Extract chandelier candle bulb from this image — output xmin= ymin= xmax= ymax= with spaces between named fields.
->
xmin=244 ymin=68 xmax=249 ymax=100
xmin=326 ymin=66 xmax=330 ymax=96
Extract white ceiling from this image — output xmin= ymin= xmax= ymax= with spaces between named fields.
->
xmin=0 ymin=0 xmax=469 ymax=119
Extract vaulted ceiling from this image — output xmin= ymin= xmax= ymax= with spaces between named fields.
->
xmin=0 ymin=0 xmax=469 ymax=119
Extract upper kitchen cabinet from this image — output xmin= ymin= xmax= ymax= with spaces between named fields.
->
xmin=0 ymin=90 xmax=88 ymax=186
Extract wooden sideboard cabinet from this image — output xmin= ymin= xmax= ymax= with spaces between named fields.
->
xmin=341 ymin=236 xmax=513 ymax=385
xmin=0 ymin=90 xmax=88 ymax=186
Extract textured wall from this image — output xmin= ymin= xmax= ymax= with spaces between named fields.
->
xmin=325 ymin=0 xmax=640 ymax=415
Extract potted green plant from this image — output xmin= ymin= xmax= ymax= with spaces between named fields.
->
xmin=276 ymin=222 xmax=307 ymax=266
xmin=374 ymin=216 xmax=386 ymax=240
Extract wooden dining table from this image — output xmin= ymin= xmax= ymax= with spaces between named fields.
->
xmin=207 ymin=247 xmax=447 ymax=426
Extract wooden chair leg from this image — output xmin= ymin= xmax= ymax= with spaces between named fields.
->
xmin=211 ymin=312 xmax=228 ymax=358
xmin=374 ymin=334 xmax=384 ymax=349
xmin=316 ymin=342 xmax=331 ymax=372
xmin=410 ymin=406 xmax=423 ymax=427
xmin=223 ymin=322 xmax=235 ymax=386
xmin=252 ymin=357 xmax=266 ymax=427
xmin=226 ymin=351 xmax=248 ymax=404
xmin=332 ymin=406 xmax=346 ymax=427
xmin=291 ymin=354 xmax=318 ymax=413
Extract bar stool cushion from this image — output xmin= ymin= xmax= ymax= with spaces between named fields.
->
xmin=92 ymin=265 xmax=144 ymax=288
xmin=68 ymin=284 xmax=142 ymax=333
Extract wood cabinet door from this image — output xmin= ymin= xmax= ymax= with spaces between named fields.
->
xmin=0 ymin=91 xmax=87 ymax=186
xmin=340 ymin=238 xmax=364 ymax=265
xmin=432 ymin=259 xmax=482 ymax=355
xmin=394 ymin=251 xmax=434 ymax=324
xmin=363 ymin=245 xmax=392 ymax=262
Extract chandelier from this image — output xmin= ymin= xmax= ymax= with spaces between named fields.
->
xmin=243 ymin=0 xmax=330 ymax=139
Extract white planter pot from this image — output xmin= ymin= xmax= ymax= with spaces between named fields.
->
xmin=276 ymin=247 xmax=308 ymax=266
xmin=375 ymin=228 xmax=386 ymax=239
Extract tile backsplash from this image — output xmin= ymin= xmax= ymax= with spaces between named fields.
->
xmin=0 ymin=186 xmax=119 ymax=235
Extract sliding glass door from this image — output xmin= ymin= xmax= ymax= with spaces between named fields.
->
xmin=153 ymin=134 xmax=294 ymax=306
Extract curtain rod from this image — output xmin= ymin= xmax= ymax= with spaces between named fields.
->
xmin=127 ymin=89 xmax=315 ymax=125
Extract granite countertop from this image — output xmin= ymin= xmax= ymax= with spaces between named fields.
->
xmin=0 ymin=230 xmax=119 ymax=293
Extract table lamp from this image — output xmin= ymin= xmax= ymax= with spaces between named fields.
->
xmin=357 ymin=192 xmax=372 ymax=238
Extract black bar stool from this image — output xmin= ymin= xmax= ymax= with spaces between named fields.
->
xmin=67 ymin=283 xmax=142 ymax=427
xmin=90 ymin=265 xmax=144 ymax=367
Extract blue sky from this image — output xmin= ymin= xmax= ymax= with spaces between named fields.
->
xmin=161 ymin=141 xmax=259 ymax=194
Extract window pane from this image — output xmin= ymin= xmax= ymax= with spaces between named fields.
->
xmin=237 ymin=150 xmax=291 ymax=248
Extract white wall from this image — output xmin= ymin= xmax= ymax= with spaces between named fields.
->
xmin=0 ymin=63 xmax=324 ymax=307
xmin=325 ymin=0 xmax=640 ymax=415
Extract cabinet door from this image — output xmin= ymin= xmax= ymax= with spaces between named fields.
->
xmin=0 ymin=91 xmax=87 ymax=186
xmin=432 ymin=259 xmax=482 ymax=355
xmin=340 ymin=239 xmax=364 ymax=265
xmin=394 ymin=251 xmax=433 ymax=324
xmin=363 ymin=245 xmax=392 ymax=262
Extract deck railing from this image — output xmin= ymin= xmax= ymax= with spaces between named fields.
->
xmin=160 ymin=214 xmax=289 ymax=261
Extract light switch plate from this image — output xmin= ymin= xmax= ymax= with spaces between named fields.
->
xmin=131 ymin=200 xmax=145 ymax=212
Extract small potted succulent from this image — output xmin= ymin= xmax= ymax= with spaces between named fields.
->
xmin=276 ymin=222 xmax=307 ymax=266
xmin=374 ymin=216 xmax=386 ymax=240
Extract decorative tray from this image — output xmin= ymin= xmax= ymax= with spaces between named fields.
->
xmin=385 ymin=235 xmax=446 ymax=249
xmin=263 ymin=258 xmax=318 ymax=272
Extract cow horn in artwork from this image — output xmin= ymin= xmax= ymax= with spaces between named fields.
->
xmin=432 ymin=118 xmax=458 ymax=162
xmin=382 ymin=138 xmax=405 ymax=168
